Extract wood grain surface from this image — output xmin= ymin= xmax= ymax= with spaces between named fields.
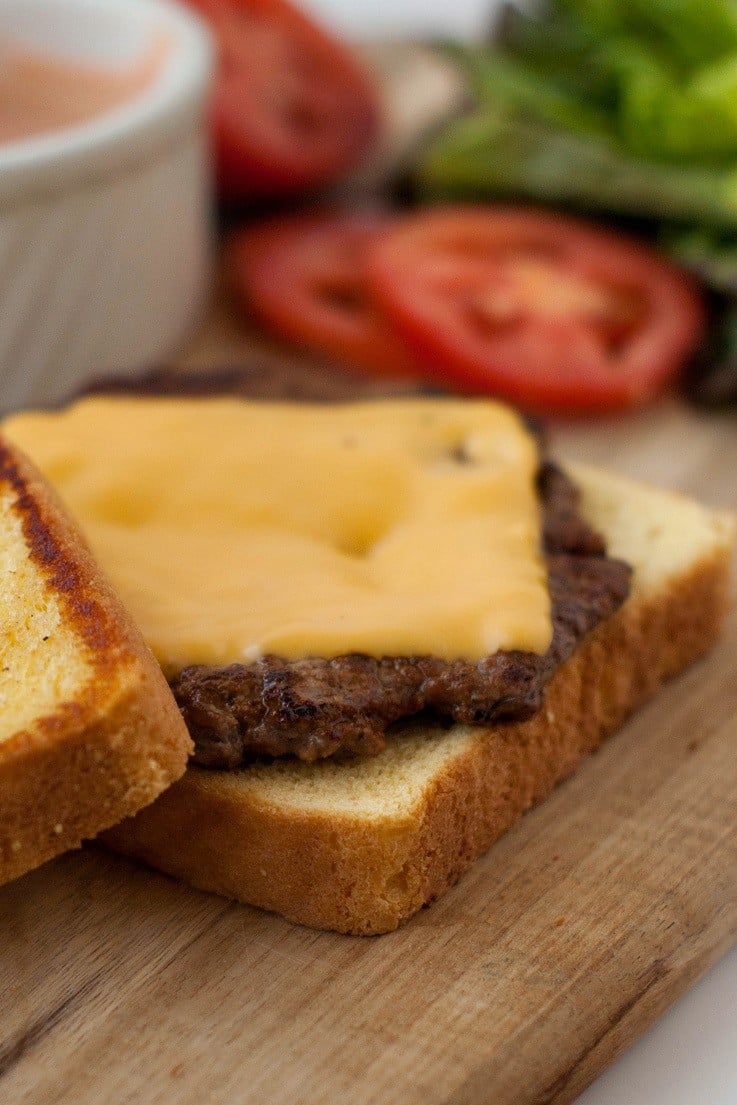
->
xmin=3 ymin=44 xmax=737 ymax=1105
xmin=2 ymin=309 xmax=737 ymax=1105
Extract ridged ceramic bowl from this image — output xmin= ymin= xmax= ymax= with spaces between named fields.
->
xmin=0 ymin=0 xmax=213 ymax=411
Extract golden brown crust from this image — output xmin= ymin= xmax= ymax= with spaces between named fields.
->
xmin=0 ymin=438 xmax=192 ymax=885
xmin=103 ymin=541 xmax=732 ymax=934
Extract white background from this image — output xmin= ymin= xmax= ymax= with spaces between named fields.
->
xmin=301 ymin=0 xmax=737 ymax=1101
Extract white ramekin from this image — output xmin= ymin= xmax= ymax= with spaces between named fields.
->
xmin=0 ymin=0 xmax=214 ymax=411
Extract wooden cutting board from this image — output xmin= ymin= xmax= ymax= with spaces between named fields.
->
xmin=2 ymin=313 xmax=737 ymax=1105
xmin=3 ymin=46 xmax=737 ymax=1105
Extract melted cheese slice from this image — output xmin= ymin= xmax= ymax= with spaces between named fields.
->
xmin=3 ymin=397 xmax=552 ymax=673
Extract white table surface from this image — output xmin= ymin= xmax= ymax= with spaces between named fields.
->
xmin=300 ymin=1 xmax=737 ymax=1101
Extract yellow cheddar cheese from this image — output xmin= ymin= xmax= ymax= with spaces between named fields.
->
xmin=3 ymin=397 xmax=551 ymax=673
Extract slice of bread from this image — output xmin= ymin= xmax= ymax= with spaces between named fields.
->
xmin=0 ymin=437 xmax=192 ymax=886
xmin=103 ymin=464 xmax=734 ymax=935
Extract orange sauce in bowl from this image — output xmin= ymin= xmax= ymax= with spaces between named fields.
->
xmin=0 ymin=37 xmax=167 ymax=143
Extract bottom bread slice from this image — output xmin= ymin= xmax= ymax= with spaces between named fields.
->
xmin=103 ymin=465 xmax=735 ymax=934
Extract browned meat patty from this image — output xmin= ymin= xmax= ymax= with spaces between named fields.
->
xmin=78 ymin=360 xmax=429 ymax=404
xmin=170 ymin=463 xmax=630 ymax=766
xmin=86 ymin=364 xmax=631 ymax=767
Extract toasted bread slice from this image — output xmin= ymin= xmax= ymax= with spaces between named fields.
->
xmin=102 ymin=465 xmax=734 ymax=935
xmin=0 ymin=438 xmax=192 ymax=886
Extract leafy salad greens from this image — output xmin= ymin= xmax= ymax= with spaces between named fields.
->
xmin=417 ymin=0 xmax=737 ymax=401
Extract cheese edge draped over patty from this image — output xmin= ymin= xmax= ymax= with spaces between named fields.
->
xmin=2 ymin=396 xmax=552 ymax=674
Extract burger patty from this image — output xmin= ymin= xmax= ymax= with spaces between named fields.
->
xmin=171 ymin=463 xmax=631 ymax=766
xmin=86 ymin=364 xmax=632 ymax=768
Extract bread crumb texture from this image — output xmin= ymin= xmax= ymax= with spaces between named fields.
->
xmin=571 ymin=462 xmax=736 ymax=594
xmin=104 ymin=466 xmax=734 ymax=934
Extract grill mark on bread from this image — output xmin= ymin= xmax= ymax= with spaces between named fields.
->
xmin=0 ymin=440 xmax=137 ymax=752
xmin=0 ymin=441 xmax=121 ymax=661
xmin=0 ymin=435 xmax=192 ymax=887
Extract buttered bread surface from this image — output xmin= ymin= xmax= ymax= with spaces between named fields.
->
xmin=3 ymin=397 xmax=551 ymax=673
xmin=0 ymin=486 xmax=91 ymax=739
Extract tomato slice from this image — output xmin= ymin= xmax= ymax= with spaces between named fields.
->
xmin=366 ymin=207 xmax=706 ymax=414
xmin=230 ymin=213 xmax=420 ymax=377
xmin=184 ymin=0 xmax=379 ymax=198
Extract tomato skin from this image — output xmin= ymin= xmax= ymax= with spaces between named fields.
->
xmin=230 ymin=213 xmax=420 ymax=377
xmin=183 ymin=0 xmax=379 ymax=199
xmin=365 ymin=206 xmax=706 ymax=415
